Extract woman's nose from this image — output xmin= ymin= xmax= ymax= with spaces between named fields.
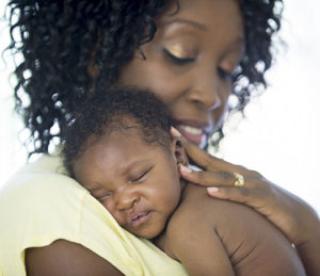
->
xmin=189 ymin=71 xmax=222 ymax=111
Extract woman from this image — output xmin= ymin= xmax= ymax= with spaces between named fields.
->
xmin=1 ymin=0 xmax=319 ymax=275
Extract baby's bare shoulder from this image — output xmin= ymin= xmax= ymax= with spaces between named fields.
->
xmin=165 ymin=184 xmax=248 ymax=238
xmin=173 ymin=184 xmax=251 ymax=221
xmin=165 ymin=184 xmax=305 ymax=276
xmin=171 ymin=184 xmax=287 ymax=247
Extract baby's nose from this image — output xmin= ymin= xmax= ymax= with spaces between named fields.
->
xmin=114 ymin=190 xmax=138 ymax=211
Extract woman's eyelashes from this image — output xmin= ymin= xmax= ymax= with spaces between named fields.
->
xmin=163 ymin=47 xmax=237 ymax=81
xmin=163 ymin=48 xmax=195 ymax=65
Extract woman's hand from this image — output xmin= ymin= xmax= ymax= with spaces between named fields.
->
xmin=171 ymin=128 xmax=320 ymax=248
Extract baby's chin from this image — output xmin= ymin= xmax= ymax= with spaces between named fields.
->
xmin=126 ymin=226 xmax=163 ymax=240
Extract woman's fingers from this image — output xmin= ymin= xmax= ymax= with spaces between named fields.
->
xmin=179 ymin=163 xmax=268 ymax=193
xmin=179 ymin=164 xmax=237 ymax=187
xmin=206 ymin=186 xmax=263 ymax=207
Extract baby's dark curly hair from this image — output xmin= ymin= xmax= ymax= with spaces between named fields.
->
xmin=62 ymin=87 xmax=172 ymax=176
xmin=6 ymin=0 xmax=283 ymax=155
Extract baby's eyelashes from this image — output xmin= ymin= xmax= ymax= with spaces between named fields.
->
xmin=98 ymin=192 xmax=113 ymax=201
xmin=128 ymin=166 xmax=153 ymax=184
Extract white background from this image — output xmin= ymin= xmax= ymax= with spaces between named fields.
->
xmin=0 ymin=0 xmax=319 ymax=212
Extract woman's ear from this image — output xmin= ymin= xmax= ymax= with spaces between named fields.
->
xmin=171 ymin=138 xmax=189 ymax=166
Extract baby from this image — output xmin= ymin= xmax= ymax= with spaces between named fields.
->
xmin=62 ymin=87 xmax=305 ymax=275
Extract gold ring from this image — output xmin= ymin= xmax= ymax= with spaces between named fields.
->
xmin=233 ymin=172 xmax=245 ymax=187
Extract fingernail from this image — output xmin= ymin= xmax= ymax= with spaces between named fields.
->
xmin=207 ymin=187 xmax=219 ymax=193
xmin=170 ymin=127 xmax=182 ymax=138
xmin=179 ymin=164 xmax=192 ymax=174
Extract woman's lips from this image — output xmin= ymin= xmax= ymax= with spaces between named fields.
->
xmin=177 ymin=125 xmax=208 ymax=146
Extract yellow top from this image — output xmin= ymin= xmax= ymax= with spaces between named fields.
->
xmin=0 ymin=154 xmax=187 ymax=276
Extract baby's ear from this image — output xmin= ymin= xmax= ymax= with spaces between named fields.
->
xmin=172 ymin=138 xmax=189 ymax=166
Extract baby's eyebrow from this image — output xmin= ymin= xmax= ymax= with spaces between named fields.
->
xmin=89 ymin=185 xmax=102 ymax=192
xmin=88 ymin=185 xmax=111 ymax=198
xmin=86 ymin=183 xmax=104 ymax=193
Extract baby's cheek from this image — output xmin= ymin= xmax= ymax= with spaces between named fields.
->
xmin=103 ymin=201 xmax=126 ymax=226
xmin=112 ymin=210 xmax=127 ymax=226
xmin=165 ymin=189 xmax=181 ymax=213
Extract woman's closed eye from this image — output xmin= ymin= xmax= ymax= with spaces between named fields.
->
xmin=164 ymin=47 xmax=236 ymax=81
xmin=163 ymin=48 xmax=195 ymax=65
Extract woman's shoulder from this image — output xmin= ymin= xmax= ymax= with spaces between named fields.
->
xmin=0 ymin=153 xmax=93 ymax=275
xmin=0 ymin=153 xmax=88 ymax=239
xmin=1 ymin=153 xmax=85 ymax=200
xmin=6 ymin=152 xmax=71 ymax=182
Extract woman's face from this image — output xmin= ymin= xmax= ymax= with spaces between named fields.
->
xmin=117 ymin=0 xmax=244 ymax=147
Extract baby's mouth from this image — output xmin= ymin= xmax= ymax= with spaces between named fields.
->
xmin=127 ymin=210 xmax=152 ymax=228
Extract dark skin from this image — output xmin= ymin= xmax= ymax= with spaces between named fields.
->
xmin=118 ymin=0 xmax=244 ymax=141
xmin=156 ymin=185 xmax=306 ymax=276
xmin=26 ymin=240 xmax=123 ymax=276
xmin=174 ymin=131 xmax=320 ymax=276
xmin=26 ymin=0 xmax=320 ymax=274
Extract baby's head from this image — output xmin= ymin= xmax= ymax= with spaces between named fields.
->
xmin=63 ymin=87 xmax=186 ymax=239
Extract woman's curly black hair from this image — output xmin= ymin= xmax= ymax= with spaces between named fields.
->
xmin=6 ymin=0 xmax=283 ymax=155
xmin=62 ymin=87 xmax=172 ymax=177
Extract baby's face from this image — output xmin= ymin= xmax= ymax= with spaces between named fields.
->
xmin=73 ymin=128 xmax=181 ymax=239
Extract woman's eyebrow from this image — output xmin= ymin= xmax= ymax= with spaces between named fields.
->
xmin=162 ymin=18 xmax=208 ymax=32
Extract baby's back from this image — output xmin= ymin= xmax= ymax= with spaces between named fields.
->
xmin=157 ymin=184 xmax=305 ymax=276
